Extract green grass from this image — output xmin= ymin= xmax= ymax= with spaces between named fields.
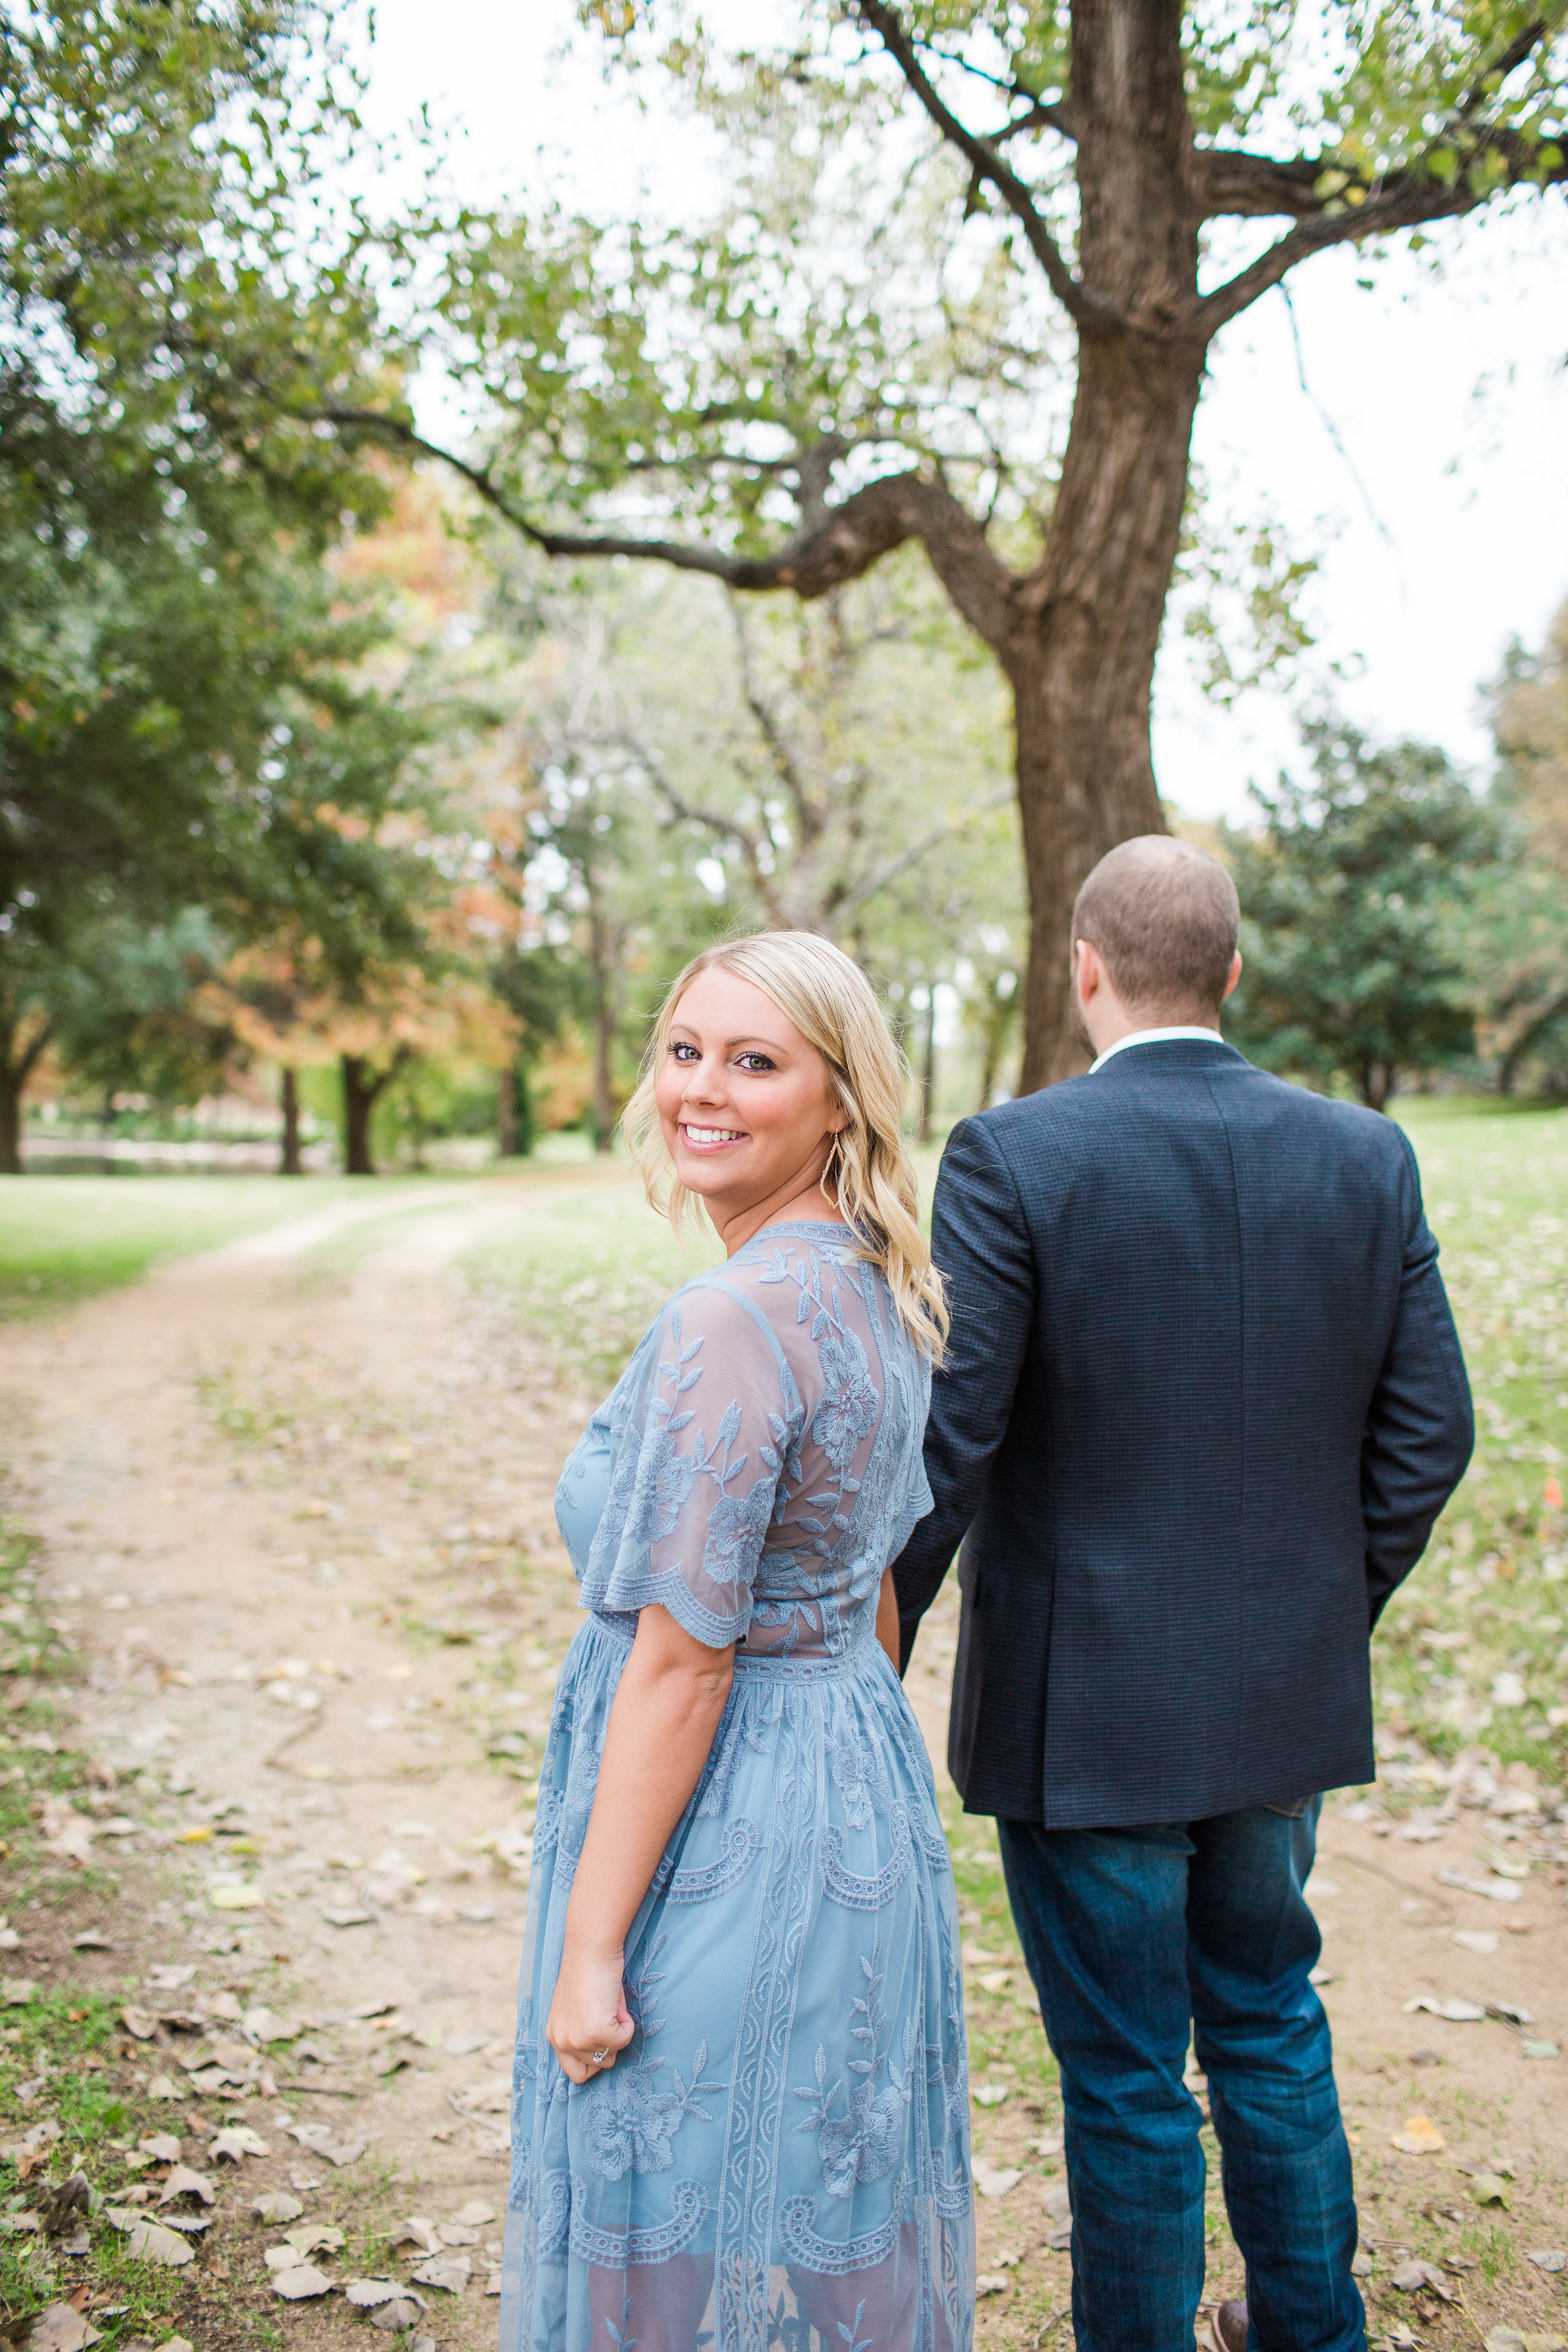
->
xmin=0 ymin=1165 xmax=621 ymax=1322
xmin=463 ymin=1179 xmax=725 ymax=1397
xmin=0 ymin=1174 xmax=386 ymax=1320
xmin=1375 ymin=1098 xmax=1568 ymax=1788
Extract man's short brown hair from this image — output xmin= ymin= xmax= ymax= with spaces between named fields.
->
xmin=1071 ymin=835 xmax=1240 ymax=1019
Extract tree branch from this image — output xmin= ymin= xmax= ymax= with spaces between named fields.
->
xmin=830 ymin=786 xmax=1013 ymax=927
xmin=1197 ymin=149 xmax=1327 ymax=219
xmin=306 ymin=405 xmax=1021 ymax=647
xmin=851 ymin=0 xmax=1113 ymax=331
xmin=992 ymin=95 xmax=1078 ymax=146
xmin=1196 ymin=124 xmax=1568 ymax=334
xmin=1195 ymin=14 xmax=1560 ymax=306
xmin=941 ymin=50 xmax=1079 ymax=142
xmin=726 ymin=593 xmax=823 ymax=845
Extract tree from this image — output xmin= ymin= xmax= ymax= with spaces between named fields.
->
xmin=0 ymin=378 xmax=448 ymax=1172
xmin=1485 ymin=598 xmax=1568 ymax=1091
xmin=312 ymin=0 xmax=1568 ymax=1086
xmin=0 ymin=3 xmax=442 ymax=1172
xmin=1225 ymin=723 xmax=1497 ymax=1110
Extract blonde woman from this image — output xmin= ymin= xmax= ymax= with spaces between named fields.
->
xmin=504 ymin=932 xmax=973 ymax=2352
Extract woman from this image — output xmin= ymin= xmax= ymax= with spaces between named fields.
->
xmin=503 ymin=931 xmax=973 ymax=2352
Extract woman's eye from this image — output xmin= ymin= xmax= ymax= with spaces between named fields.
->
xmin=736 ymin=1053 xmax=775 ymax=1073
xmin=671 ymin=1041 xmax=699 ymax=1062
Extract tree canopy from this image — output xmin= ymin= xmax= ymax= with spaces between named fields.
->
xmin=308 ymin=0 xmax=1568 ymax=1084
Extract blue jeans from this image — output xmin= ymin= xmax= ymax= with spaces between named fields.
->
xmin=997 ymin=1801 xmax=1364 ymax=2352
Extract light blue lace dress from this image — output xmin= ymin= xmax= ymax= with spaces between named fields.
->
xmin=502 ymin=1221 xmax=973 ymax=2352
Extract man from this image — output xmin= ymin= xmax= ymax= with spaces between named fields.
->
xmin=894 ymin=836 xmax=1473 ymax=2352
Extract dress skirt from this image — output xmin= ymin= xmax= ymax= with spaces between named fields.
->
xmin=502 ymin=1616 xmax=974 ymax=2352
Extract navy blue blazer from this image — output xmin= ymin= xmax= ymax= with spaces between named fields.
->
xmin=893 ymin=1039 xmax=1474 ymax=1828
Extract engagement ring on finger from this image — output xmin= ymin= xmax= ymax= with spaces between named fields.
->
xmin=590 ymin=2046 xmax=609 ymax=2064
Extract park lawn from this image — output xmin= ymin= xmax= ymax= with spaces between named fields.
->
xmin=1377 ymin=1096 xmax=1568 ymax=1789
xmin=0 ymin=1173 xmax=420 ymax=1321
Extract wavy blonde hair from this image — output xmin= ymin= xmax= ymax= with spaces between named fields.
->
xmin=623 ymin=931 xmax=948 ymax=1363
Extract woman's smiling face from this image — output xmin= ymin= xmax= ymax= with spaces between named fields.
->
xmin=655 ymin=966 xmax=845 ymax=1224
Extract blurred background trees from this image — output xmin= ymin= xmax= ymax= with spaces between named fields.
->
xmin=3 ymin=4 xmax=1566 ymax=1171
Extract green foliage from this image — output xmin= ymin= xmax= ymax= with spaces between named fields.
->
xmin=1370 ymin=1099 xmax=1568 ymax=1784
xmin=1226 ymin=722 xmax=1498 ymax=1108
xmin=44 ymin=909 xmax=234 ymax=1117
xmin=0 ymin=1174 xmax=388 ymax=1320
xmin=0 ymin=0 xmax=463 ymax=1150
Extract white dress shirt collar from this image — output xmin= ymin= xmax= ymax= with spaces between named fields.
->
xmin=1089 ymin=1024 xmax=1225 ymax=1074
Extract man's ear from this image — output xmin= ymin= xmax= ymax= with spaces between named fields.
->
xmin=1072 ymin=938 xmax=1097 ymax=999
xmin=1222 ymin=950 xmax=1242 ymax=1003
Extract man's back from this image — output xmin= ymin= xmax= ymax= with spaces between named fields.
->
xmin=895 ymin=1038 xmax=1473 ymax=1826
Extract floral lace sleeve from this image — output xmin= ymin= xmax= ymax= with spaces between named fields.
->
xmin=578 ymin=1279 xmax=804 ymax=1648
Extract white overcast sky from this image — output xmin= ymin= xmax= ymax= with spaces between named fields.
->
xmin=353 ymin=0 xmax=1568 ymax=825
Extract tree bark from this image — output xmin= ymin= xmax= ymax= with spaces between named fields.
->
xmin=497 ymin=1062 xmax=519 ymax=1157
xmin=917 ymin=986 xmax=938 ymax=1143
xmin=1006 ymin=346 xmax=1201 ymax=1084
xmin=0 ymin=1006 xmax=54 ymax=1177
xmin=0 ymin=1065 xmax=20 ymax=1177
xmin=584 ymin=878 xmax=618 ymax=1155
xmin=975 ymin=978 xmax=1017 ymax=1111
xmin=280 ymin=1066 xmax=303 ymax=1176
xmin=1357 ymin=1057 xmax=1394 ymax=1113
xmin=341 ymin=1053 xmax=405 ymax=1176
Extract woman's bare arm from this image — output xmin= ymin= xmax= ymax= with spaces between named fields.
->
xmin=876 ymin=1566 xmax=899 ymax=1668
xmin=547 ymin=1602 xmax=734 ymax=2084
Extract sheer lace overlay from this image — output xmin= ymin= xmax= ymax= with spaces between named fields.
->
xmin=504 ymin=1223 xmax=972 ymax=2352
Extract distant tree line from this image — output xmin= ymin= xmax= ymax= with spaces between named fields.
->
xmin=1225 ymin=623 xmax=1568 ymax=1107
xmin=4 ymin=4 xmax=1565 ymax=1172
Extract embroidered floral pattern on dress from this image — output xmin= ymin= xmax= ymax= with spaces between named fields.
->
xmin=502 ymin=1224 xmax=971 ymax=2352
xmin=795 ymin=1942 xmax=915 ymax=2198
xmin=830 ymin=1732 xmax=893 ymax=1831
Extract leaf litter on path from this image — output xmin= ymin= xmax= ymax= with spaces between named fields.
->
xmin=1391 ymin=2115 xmax=1447 ymax=2154
xmin=25 ymin=2309 xmax=102 ymax=2352
xmin=156 ymin=2166 xmax=215 ymax=2206
xmin=410 ymin=2254 xmax=471 ymax=2294
xmin=1391 ymin=2261 xmax=1455 ymax=2301
xmin=252 ymin=2192 xmax=304 ymax=2223
xmin=271 ymin=2264 xmax=333 ymax=2301
xmin=104 ymin=2212 xmax=193 ymax=2267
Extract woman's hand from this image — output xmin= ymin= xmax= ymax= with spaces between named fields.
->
xmin=546 ymin=1939 xmax=635 ymax=2085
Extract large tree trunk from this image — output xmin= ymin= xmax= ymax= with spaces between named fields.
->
xmin=1007 ymin=0 xmax=1205 ymax=1088
xmin=1008 ymin=341 xmax=1202 ymax=1087
xmin=0 ymin=1004 xmax=53 ymax=1176
xmin=341 ymin=1054 xmax=381 ymax=1176
xmin=0 ymin=1064 xmax=21 ymax=1177
xmin=280 ymin=1066 xmax=303 ymax=1176
xmin=497 ymin=1063 xmax=519 ymax=1158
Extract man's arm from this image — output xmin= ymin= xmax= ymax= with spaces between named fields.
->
xmin=894 ymin=1114 xmax=1036 ymax=1670
xmin=1362 ymin=1134 xmax=1475 ymax=1628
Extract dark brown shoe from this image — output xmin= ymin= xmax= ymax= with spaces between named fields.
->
xmin=1213 ymin=2299 xmax=1249 ymax=2352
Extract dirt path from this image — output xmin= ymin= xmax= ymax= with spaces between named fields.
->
xmin=1 ymin=1188 xmax=1565 ymax=2352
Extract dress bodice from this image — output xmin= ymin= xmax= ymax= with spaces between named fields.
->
xmin=554 ymin=1221 xmax=933 ymax=1661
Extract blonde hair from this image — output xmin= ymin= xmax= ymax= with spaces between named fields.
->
xmin=623 ymin=931 xmax=948 ymax=1363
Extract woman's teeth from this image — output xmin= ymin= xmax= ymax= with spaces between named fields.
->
xmin=683 ymin=1125 xmax=744 ymax=1145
